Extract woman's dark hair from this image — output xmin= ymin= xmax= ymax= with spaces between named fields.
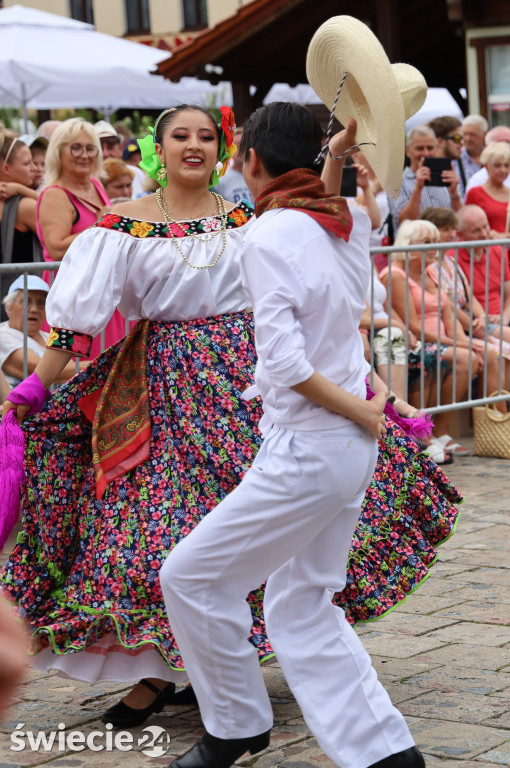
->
xmin=154 ymin=104 xmax=220 ymax=146
xmin=239 ymin=102 xmax=323 ymax=177
xmin=420 ymin=206 xmax=458 ymax=229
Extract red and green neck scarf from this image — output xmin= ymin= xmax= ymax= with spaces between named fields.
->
xmin=255 ymin=168 xmax=353 ymax=242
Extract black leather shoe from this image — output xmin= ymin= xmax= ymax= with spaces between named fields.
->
xmin=368 ymin=746 xmax=426 ymax=768
xmin=167 ymin=685 xmax=198 ymax=707
xmin=101 ymin=679 xmax=176 ymax=728
xmin=169 ymin=728 xmax=270 ymax=768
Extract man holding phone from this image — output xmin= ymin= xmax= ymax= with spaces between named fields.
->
xmin=388 ymin=124 xmax=461 ymax=234
xmin=429 ymin=115 xmax=466 ymax=198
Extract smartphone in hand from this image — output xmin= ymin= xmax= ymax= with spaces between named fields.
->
xmin=423 ymin=157 xmax=452 ymax=186
xmin=340 ymin=166 xmax=358 ymax=197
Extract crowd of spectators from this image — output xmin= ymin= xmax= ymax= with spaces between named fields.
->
xmin=1 ymin=110 xmax=510 ymax=464
xmin=349 ymin=112 xmax=510 ymax=462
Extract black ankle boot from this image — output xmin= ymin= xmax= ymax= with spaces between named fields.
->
xmin=169 ymin=729 xmax=271 ymax=768
xmin=368 ymin=746 xmax=426 ymax=768
xmin=101 ymin=679 xmax=176 ymax=728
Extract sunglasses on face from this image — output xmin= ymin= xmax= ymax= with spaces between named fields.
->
xmin=70 ymin=143 xmax=99 ymax=158
xmin=444 ymin=134 xmax=463 ymax=144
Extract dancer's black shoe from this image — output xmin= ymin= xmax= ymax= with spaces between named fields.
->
xmin=167 ymin=685 xmax=198 ymax=706
xmin=101 ymin=679 xmax=176 ymax=728
xmin=368 ymin=746 xmax=426 ymax=768
xmin=169 ymin=728 xmax=270 ymax=768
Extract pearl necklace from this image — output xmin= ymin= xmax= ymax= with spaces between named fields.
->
xmin=156 ymin=188 xmax=229 ymax=270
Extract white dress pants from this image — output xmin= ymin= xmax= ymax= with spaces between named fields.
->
xmin=160 ymin=425 xmax=415 ymax=768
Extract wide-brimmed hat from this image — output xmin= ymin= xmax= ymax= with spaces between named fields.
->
xmin=306 ymin=16 xmax=427 ymax=198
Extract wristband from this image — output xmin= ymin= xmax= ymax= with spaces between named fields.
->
xmin=7 ymin=372 xmax=51 ymax=416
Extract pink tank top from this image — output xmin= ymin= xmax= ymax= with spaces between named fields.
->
xmin=36 ymin=179 xmax=130 ymax=359
xmin=380 ymin=264 xmax=447 ymax=335
xmin=36 ymin=178 xmax=110 ymax=262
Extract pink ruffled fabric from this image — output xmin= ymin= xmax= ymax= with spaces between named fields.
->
xmin=0 ymin=412 xmax=26 ymax=549
xmin=366 ymin=383 xmax=433 ymax=441
xmin=0 ymin=373 xmax=50 ymax=550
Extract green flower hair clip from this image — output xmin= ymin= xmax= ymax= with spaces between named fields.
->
xmin=138 ymin=106 xmax=237 ymax=189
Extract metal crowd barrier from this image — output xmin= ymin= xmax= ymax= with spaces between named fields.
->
xmin=368 ymin=238 xmax=510 ymax=414
xmin=2 ymin=239 xmax=510 ymax=415
xmin=0 ymin=261 xmax=129 ymax=380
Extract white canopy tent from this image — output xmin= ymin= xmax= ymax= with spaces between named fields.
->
xmin=0 ymin=5 xmax=231 ymax=126
xmin=264 ymin=83 xmax=464 ymax=130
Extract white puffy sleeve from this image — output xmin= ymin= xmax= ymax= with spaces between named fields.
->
xmin=45 ymin=227 xmax=131 ymax=356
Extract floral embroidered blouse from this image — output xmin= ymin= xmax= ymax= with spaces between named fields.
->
xmin=45 ymin=202 xmax=254 ymax=356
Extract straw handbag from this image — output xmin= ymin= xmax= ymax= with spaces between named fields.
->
xmin=473 ymin=391 xmax=510 ymax=459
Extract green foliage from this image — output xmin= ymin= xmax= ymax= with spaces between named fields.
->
xmin=117 ymin=110 xmax=155 ymax=138
xmin=201 ymin=84 xmax=230 ymax=113
xmin=58 ymin=108 xmax=95 ymax=123
xmin=0 ymin=106 xmax=20 ymax=129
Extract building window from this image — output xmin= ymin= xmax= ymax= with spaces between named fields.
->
xmin=182 ymin=0 xmax=208 ymax=30
xmin=70 ymin=0 xmax=94 ymax=24
xmin=487 ymin=44 xmax=510 ymax=128
xmin=125 ymin=0 xmax=151 ymax=34
xmin=468 ymin=29 xmax=510 ymax=128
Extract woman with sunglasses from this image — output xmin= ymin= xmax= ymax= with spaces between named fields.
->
xmin=0 ymin=134 xmax=41 ymax=319
xmin=35 ymin=117 xmax=128 ymax=359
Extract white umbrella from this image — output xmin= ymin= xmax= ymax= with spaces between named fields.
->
xmin=405 ymin=87 xmax=464 ymax=130
xmin=264 ymin=83 xmax=464 ymax=130
xmin=0 ymin=4 xmax=231 ymax=126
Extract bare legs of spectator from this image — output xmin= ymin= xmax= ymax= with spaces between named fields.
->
xmin=472 ymin=347 xmax=507 ymax=413
xmin=430 ymin=347 xmax=476 ymax=435
xmin=377 ymin=363 xmax=407 ymax=402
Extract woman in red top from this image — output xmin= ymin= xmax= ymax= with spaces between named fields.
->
xmin=36 ymin=118 xmax=129 ymax=359
xmin=465 ymin=142 xmax=510 ymax=238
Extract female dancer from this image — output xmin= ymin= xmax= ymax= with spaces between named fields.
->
xmin=1 ymin=105 xmax=460 ymax=728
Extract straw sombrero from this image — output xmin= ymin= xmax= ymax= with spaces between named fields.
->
xmin=306 ymin=16 xmax=427 ymax=198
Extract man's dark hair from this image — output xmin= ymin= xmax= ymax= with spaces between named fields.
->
xmin=428 ymin=115 xmax=462 ymax=139
xmin=239 ymin=102 xmax=323 ymax=177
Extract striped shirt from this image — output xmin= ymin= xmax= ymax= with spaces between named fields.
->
xmin=387 ymin=167 xmax=453 ymax=235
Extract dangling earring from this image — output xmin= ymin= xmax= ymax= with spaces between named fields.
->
xmin=157 ymin=164 xmax=167 ymax=182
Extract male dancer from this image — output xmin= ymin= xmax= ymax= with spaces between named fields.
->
xmin=160 ymin=102 xmax=425 ymax=768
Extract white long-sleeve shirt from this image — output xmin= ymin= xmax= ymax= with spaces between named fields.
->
xmin=240 ymin=206 xmax=371 ymax=433
xmin=45 ymin=206 xmax=254 ymax=334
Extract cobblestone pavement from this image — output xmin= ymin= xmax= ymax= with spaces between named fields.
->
xmin=2 ymin=438 xmax=510 ymax=767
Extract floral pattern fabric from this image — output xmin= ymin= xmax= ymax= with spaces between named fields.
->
xmin=96 ymin=201 xmax=252 ymax=240
xmin=408 ymin=343 xmax=450 ymax=383
xmin=337 ymin=426 xmax=461 ymax=623
xmin=46 ymin=327 xmax=93 ymax=357
xmin=0 ymin=315 xmax=461 ymax=669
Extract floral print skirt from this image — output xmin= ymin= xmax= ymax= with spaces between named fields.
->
xmin=0 ymin=312 xmax=461 ymax=678
xmin=408 ymin=342 xmax=450 ymax=383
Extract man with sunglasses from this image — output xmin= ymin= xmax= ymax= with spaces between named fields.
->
xmin=94 ymin=121 xmax=123 ymax=159
xmin=429 ymin=115 xmax=465 ymax=199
